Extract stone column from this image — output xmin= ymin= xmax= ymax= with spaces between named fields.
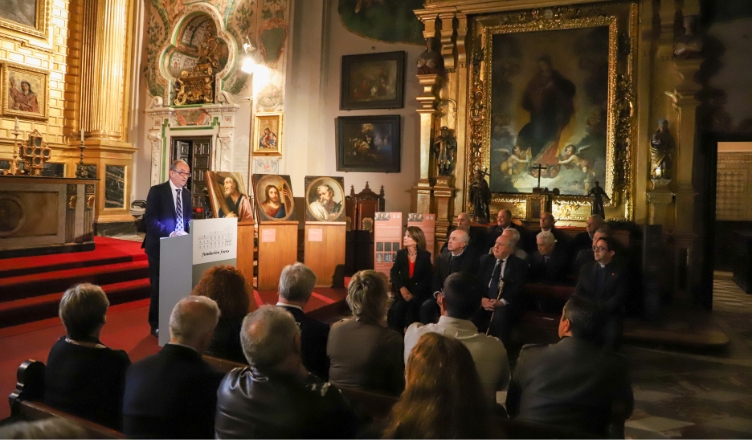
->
xmin=415 ymin=73 xmax=440 ymax=215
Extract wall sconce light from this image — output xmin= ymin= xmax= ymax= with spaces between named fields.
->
xmin=241 ymin=39 xmax=256 ymax=74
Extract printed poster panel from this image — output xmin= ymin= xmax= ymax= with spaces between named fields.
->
xmin=374 ymin=212 xmax=402 ymax=288
xmin=192 ymin=218 xmax=238 ymax=265
xmin=407 ymin=213 xmax=436 ymax=264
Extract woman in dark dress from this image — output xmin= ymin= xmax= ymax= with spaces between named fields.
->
xmin=388 ymin=226 xmax=433 ymax=333
xmin=192 ymin=265 xmax=255 ymax=363
xmin=44 ymin=283 xmax=131 ymax=430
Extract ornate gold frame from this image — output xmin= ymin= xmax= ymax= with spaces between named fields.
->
xmin=0 ymin=61 xmax=49 ymax=121
xmin=0 ymin=0 xmax=50 ymax=41
xmin=466 ymin=3 xmax=637 ymax=221
xmin=253 ymin=112 xmax=283 ymax=156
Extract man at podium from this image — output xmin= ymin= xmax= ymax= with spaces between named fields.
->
xmin=142 ymin=159 xmax=192 ymax=336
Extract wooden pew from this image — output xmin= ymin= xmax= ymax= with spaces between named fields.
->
xmin=8 ymin=360 xmax=125 ymax=439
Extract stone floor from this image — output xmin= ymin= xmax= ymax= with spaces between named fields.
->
xmin=623 ymin=274 xmax=752 ymax=438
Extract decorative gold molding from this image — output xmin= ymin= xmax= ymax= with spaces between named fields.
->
xmin=0 ymin=0 xmax=50 ymax=42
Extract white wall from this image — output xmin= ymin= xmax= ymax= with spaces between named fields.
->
xmin=283 ymin=0 xmax=423 ymax=216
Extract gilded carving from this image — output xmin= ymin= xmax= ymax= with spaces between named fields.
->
xmin=68 ymin=195 xmax=77 ymax=209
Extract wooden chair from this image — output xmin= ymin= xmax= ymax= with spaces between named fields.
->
xmin=8 ymin=360 xmax=125 ymax=439
xmin=345 ymin=182 xmax=385 ymax=234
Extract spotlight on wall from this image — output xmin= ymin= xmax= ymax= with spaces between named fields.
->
xmin=241 ymin=39 xmax=256 ymax=74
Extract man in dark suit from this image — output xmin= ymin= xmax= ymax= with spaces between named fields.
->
xmin=475 ymin=234 xmax=528 ymax=349
xmin=575 ymin=236 xmax=629 ymax=349
xmin=486 ymin=209 xmax=529 ymax=253
xmin=142 ymin=159 xmax=192 ymax=336
xmin=423 ymin=229 xmax=479 ymax=323
xmin=123 ymin=296 xmax=225 ymax=439
xmin=276 ymin=262 xmax=330 ymax=380
xmin=572 ymin=214 xmax=604 ymax=257
xmin=440 ymin=212 xmax=487 ymax=256
xmin=528 ymin=231 xmax=570 ymax=284
xmin=506 ymin=295 xmax=633 ymax=437
xmin=539 ymin=211 xmax=569 ymax=252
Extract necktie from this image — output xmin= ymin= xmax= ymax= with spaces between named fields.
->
xmin=175 ymin=188 xmax=184 ymax=232
xmin=488 ymin=259 xmax=503 ymax=299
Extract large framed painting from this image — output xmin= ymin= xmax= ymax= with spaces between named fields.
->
xmin=340 ymin=51 xmax=405 ymax=110
xmin=206 ymin=171 xmax=255 ymax=223
xmin=0 ymin=0 xmax=49 ymax=40
xmin=253 ymin=112 xmax=283 ymax=156
xmin=1 ymin=62 xmax=49 ymax=121
xmin=304 ymin=176 xmax=346 ymax=222
xmin=469 ymin=4 xmax=636 ymax=220
xmin=336 ymin=115 xmax=401 ymax=172
xmin=252 ymin=174 xmax=297 ymax=222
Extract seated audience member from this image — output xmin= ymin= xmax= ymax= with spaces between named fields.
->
xmin=44 ymin=283 xmax=130 ymax=430
xmin=388 ymin=226 xmax=433 ymax=333
xmin=572 ymin=214 xmax=604 ymax=256
xmin=215 ymin=306 xmax=362 ymax=438
xmin=328 ymin=270 xmax=405 ymax=396
xmin=572 ymin=226 xmax=611 ymax=277
xmin=539 ymin=212 xmax=570 ymax=252
xmin=123 ymin=296 xmax=225 ymax=439
xmin=502 ymin=227 xmax=528 ymax=260
xmin=486 ymin=209 xmax=529 ymax=253
xmin=440 ymin=212 xmax=487 ymax=256
xmin=506 ymin=295 xmax=633 ymax=436
xmin=0 ymin=418 xmax=87 ymax=439
xmin=528 ymin=230 xmax=570 ymax=284
xmin=404 ymin=272 xmax=510 ymax=405
xmin=382 ymin=333 xmax=492 ymax=439
xmin=423 ymin=229 xmax=480 ymax=323
xmin=575 ymin=236 xmax=629 ymax=349
xmin=192 ymin=265 xmax=254 ymax=363
xmin=476 ymin=234 xmax=528 ymax=349
xmin=276 ymin=262 xmax=330 ymax=380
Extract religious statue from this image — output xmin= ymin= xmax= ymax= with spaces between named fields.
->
xmin=674 ymin=15 xmax=704 ymax=59
xmin=416 ymin=37 xmax=443 ymax=75
xmin=469 ymin=168 xmax=491 ymax=224
xmin=433 ymin=126 xmax=457 ymax=176
xmin=587 ymin=181 xmax=610 ymax=218
xmin=650 ymin=119 xmax=675 ymax=179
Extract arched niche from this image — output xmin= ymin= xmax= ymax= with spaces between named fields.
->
xmin=157 ymin=4 xmax=237 ymax=105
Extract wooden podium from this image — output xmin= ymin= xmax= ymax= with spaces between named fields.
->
xmin=304 ymin=222 xmax=346 ymax=287
xmin=257 ymin=221 xmax=298 ymax=290
xmin=236 ymin=222 xmax=255 ymax=285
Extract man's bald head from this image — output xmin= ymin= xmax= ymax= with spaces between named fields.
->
xmin=447 ymin=229 xmax=469 ymax=255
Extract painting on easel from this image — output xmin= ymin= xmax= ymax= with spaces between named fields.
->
xmin=252 ymin=174 xmax=296 ymax=222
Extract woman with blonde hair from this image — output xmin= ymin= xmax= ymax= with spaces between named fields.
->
xmin=328 ymin=270 xmax=405 ymax=396
xmin=388 ymin=226 xmax=433 ymax=333
xmin=192 ymin=265 xmax=255 ymax=363
xmin=382 ymin=332 xmax=491 ymax=438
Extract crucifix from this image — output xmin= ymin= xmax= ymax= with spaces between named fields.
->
xmin=531 ymin=163 xmax=547 ymax=189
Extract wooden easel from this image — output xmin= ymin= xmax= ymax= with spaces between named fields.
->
xmin=236 ymin=222 xmax=255 ymax=286
xmin=256 ymin=221 xmax=298 ymax=290
xmin=304 ymin=222 xmax=346 ymax=287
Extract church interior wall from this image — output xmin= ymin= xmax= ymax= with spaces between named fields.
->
xmin=283 ymin=0 xmax=424 ymax=216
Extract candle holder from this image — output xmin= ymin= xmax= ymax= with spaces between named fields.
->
xmin=75 ymin=131 xmax=88 ymax=178
xmin=8 ymin=125 xmax=22 ymax=175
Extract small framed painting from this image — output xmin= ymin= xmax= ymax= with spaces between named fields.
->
xmin=340 ymin=51 xmax=405 ymax=110
xmin=1 ymin=62 xmax=48 ymax=121
xmin=253 ymin=112 xmax=283 ymax=156
xmin=336 ymin=115 xmax=401 ymax=173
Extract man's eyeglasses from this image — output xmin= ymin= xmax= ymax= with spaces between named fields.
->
xmin=592 ymin=245 xmax=610 ymax=252
xmin=172 ymin=170 xmax=191 ymax=177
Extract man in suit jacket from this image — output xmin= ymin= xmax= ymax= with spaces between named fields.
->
xmin=539 ymin=211 xmax=570 ymax=253
xmin=142 ymin=159 xmax=192 ymax=335
xmin=575 ymin=236 xmax=629 ymax=349
xmin=123 ymin=296 xmax=225 ymax=439
xmin=486 ymin=209 xmax=529 ymax=253
xmin=475 ymin=234 xmax=528 ymax=348
xmin=439 ymin=212 xmax=487 ymax=256
xmin=572 ymin=214 xmax=604 ymax=257
xmin=528 ymin=231 xmax=570 ymax=284
xmin=276 ymin=262 xmax=330 ymax=380
xmin=423 ymin=229 xmax=479 ymax=323
xmin=506 ymin=295 xmax=633 ymax=437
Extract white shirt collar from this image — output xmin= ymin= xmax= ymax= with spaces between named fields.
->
xmin=276 ymin=302 xmax=303 ymax=311
xmin=168 ymin=179 xmax=180 ymax=192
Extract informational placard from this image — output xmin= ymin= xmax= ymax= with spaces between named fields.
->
xmin=261 ymin=228 xmax=277 ymax=243
xmin=308 ymin=228 xmax=323 ymax=242
xmin=407 ymin=213 xmax=436 ymax=263
xmin=374 ymin=212 xmax=403 ymax=284
xmin=192 ymin=217 xmax=238 ymax=264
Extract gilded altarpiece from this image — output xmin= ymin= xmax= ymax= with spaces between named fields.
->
xmin=468 ymin=3 xmax=637 ymax=222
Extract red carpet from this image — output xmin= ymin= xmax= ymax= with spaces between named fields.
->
xmin=0 ymin=287 xmax=347 ymax=421
xmin=0 ymin=237 xmax=150 ymax=328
